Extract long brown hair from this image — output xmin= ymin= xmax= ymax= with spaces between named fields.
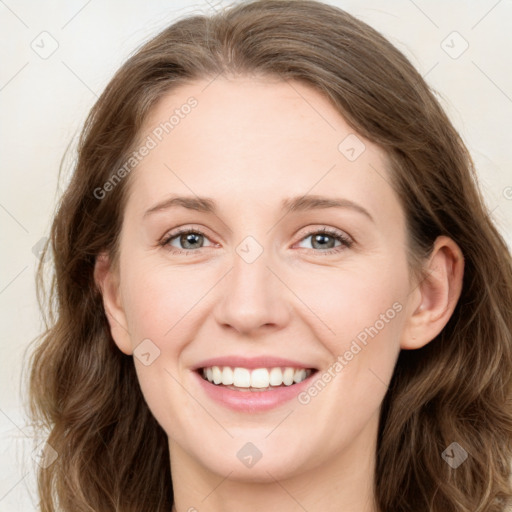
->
xmin=25 ymin=1 xmax=512 ymax=510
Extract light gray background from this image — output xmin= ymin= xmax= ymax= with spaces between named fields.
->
xmin=1 ymin=0 xmax=511 ymax=510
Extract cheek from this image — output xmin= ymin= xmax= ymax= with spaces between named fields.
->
xmin=293 ymin=258 xmax=407 ymax=411
xmin=121 ymin=259 xmax=198 ymax=345
xmin=294 ymin=259 xmax=408 ymax=348
xmin=120 ymin=263 xmax=201 ymax=431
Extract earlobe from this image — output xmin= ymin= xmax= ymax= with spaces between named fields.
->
xmin=93 ymin=252 xmax=133 ymax=355
xmin=400 ymin=236 xmax=464 ymax=350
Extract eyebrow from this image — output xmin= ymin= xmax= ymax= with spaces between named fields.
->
xmin=143 ymin=194 xmax=374 ymax=223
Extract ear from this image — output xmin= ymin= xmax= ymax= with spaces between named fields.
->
xmin=400 ymin=236 xmax=464 ymax=350
xmin=94 ymin=252 xmax=133 ymax=355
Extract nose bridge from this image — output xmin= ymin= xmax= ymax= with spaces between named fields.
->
xmin=214 ymin=233 xmax=289 ymax=334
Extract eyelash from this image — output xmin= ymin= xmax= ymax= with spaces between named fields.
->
xmin=159 ymin=226 xmax=353 ymax=256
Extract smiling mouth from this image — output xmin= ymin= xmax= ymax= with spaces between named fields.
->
xmin=197 ymin=365 xmax=318 ymax=392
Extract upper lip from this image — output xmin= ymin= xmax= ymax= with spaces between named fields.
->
xmin=191 ymin=356 xmax=318 ymax=371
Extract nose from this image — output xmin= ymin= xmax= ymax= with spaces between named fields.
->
xmin=213 ymin=242 xmax=291 ymax=336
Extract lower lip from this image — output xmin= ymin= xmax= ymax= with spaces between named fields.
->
xmin=192 ymin=370 xmax=318 ymax=412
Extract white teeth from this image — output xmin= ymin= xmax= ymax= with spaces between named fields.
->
xmin=233 ymin=368 xmax=251 ymax=387
xmin=200 ymin=365 xmax=313 ymax=389
xmin=282 ymin=367 xmax=294 ymax=386
xmin=212 ymin=366 xmax=222 ymax=384
xmin=269 ymin=367 xmax=283 ymax=386
xmin=293 ymin=369 xmax=307 ymax=383
xmin=221 ymin=366 xmax=234 ymax=385
xmin=250 ymin=368 xmax=269 ymax=388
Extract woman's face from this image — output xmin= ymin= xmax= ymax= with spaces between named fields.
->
xmin=102 ymin=77 xmax=417 ymax=482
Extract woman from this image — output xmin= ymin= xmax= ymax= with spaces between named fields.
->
xmin=26 ymin=1 xmax=512 ymax=511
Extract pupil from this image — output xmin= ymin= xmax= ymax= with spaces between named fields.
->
xmin=313 ymin=234 xmax=334 ymax=249
xmin=182 ymin=233 xmax=202 ymax=248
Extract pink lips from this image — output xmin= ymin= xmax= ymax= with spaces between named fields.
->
xmin=190 ymin=356 xmax=318 ymax=413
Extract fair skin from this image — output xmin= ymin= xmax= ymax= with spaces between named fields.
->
xmin=94 ymin=77 xmax=464 ymax=512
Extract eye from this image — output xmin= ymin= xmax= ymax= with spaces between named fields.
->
xmin=295 ymin=227 xmax=353 ymax=255
xmin=160 ymin=226 xmax=353 ymax=256
xmin=160 ymin=227 xmax=215 ymax=255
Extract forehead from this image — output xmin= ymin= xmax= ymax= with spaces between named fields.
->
xmin=125 ymin=77 xmax=400 ymax=224
xmin=140 ymin=76 xmax=360 ymax=159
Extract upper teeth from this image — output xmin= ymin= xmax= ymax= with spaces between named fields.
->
xmin=202 ymin=366 xmax=312 ymax=388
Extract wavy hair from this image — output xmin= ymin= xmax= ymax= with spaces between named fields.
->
xmin=25 ymin=1 xmax=512 ymax=510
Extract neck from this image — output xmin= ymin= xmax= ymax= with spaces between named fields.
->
xmin=169 ymin=412 xmax=380 ymax=512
